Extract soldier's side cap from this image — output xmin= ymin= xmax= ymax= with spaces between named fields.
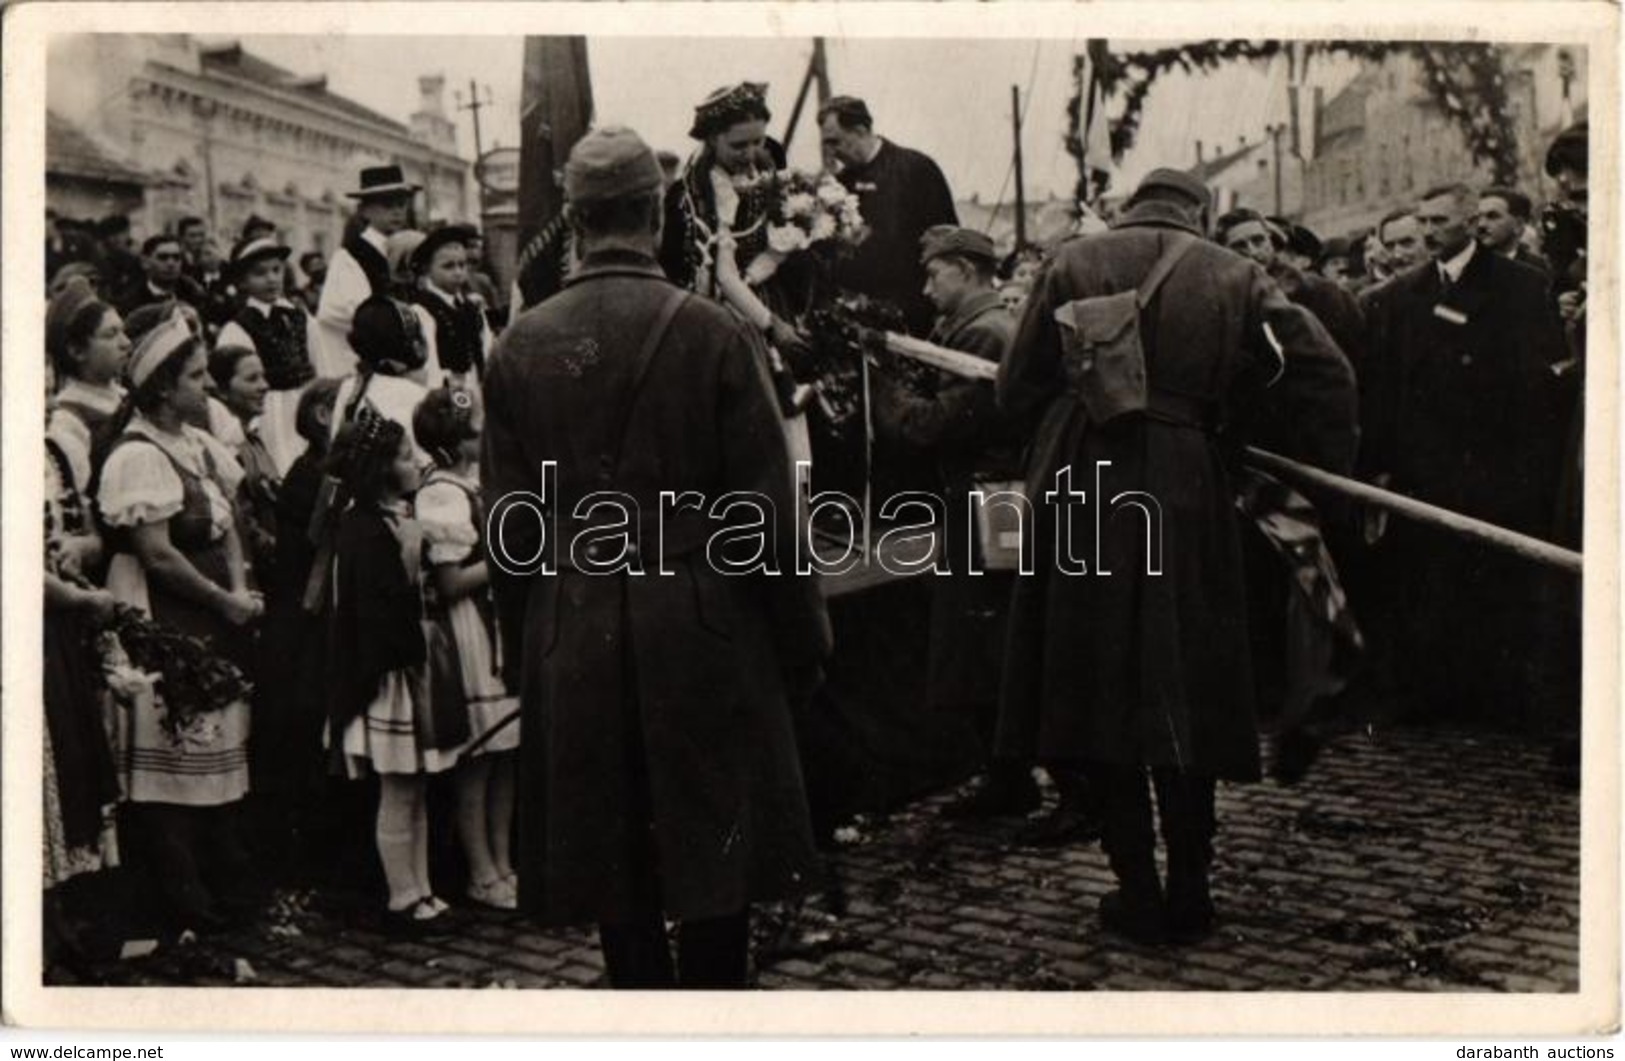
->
xmin=1132 ymin=167 xmax=1212 ymax=210
xmin=920 ymin=225 xmax=997 ymax=265
xmin=1545 ymin=120 xmax=1587 ymax=177
xmin=564 ymin=126 xmax=664 ymax=205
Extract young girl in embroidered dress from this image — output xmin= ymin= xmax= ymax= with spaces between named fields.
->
xmin=412 ymin=388 xmax=519 ymax=910
xmin=326 ymin=411 xmax=449 ymax=929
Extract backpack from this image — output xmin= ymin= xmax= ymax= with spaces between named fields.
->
xmin=1053 ymin=234 xmax=1197 ymax=426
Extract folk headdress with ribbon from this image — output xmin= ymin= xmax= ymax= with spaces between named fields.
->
xmin=669 ymin=82 xmax=784 ymax=293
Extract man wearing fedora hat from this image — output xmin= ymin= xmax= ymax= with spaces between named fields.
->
xmin=996 ymin=166 xmax=1356 ymax=946
xmin=314 ymin=164 xmax=421 ymax=378
xmin=482 ymin=125 xmax=829 ymax=988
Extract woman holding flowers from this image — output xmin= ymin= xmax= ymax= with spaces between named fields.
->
xmin=94 ymin=311 xmax=262 ymax=931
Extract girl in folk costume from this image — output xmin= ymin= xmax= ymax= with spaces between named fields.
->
xmin=410 ymin=226 xmax=494 ymax=389
xmin=93 ymin=313 xmax=262 ymax=931
xmin=325 ymin=411 xmax=453 ymax=930
xmin=330 ymin=294 xmax=440 ymax=466
xmin=412 ymin=388 xmax=518 ymax=909
xmin=217 ymin=236 xmax=318 ymax=476
xmin=46 ymin=281 xmax=131 ymax=494
xmin=207 ymin=345 xmax=278 ymax=589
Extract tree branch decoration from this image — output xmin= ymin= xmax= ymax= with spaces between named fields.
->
xmin=1066 ymin=40 xmax=1520 ymax=201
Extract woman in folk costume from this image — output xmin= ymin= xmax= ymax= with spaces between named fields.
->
xmin=412 ymin=388 xmax=518 ymax=909
xmin=216 ymin=236 xmax=318 ymax=476
xmin=206 ymin=344 xmax=278 ymax=592
xmin=93 ymin=313 xmax=262 ymax=931
xmin=661 ymin=82 xmax=816 ymax=471
xmin=410 ymin=225 xmax=493 ymax=390
xmin=46 ymin=281 xmax=131 ymax=495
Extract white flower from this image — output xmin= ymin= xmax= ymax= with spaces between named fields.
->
xmin=816 ymin=178 xmax=848 ymax=206
xmin=783 ymin=192 xmax=818 ymax=220
xmin=809 ymin=212 xmax=837 ymax=243
xmin=767 ymin=223 xmax=811 ymax=255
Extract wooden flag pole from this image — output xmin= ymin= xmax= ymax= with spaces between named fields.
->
xmin=873 ymin=330 xmax=1583 ymax=575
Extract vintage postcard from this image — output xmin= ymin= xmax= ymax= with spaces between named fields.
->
xmin=2 ymin=0 xmax=1618 ymax=1037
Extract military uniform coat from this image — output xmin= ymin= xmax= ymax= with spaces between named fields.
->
xmin=872 ymin=289 xmax=1020 ymax=714
xmin=481 ymin=247 xmax=829 ymax=927
xmin=994 ymin=203 xmax=1357 ymax=781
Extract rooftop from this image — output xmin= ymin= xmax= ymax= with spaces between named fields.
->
xmin=197 ymin=40 xmax=411 ymax=136
xmin=46 ymin=110 xmax=149 ymax=185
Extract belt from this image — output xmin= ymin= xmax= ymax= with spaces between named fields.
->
xmin=1142 ymin=389 xmax=1218 ymax=433
xmin=548 ymin=508 xmax=716 ymax=572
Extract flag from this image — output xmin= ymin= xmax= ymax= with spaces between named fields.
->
xmin=514 ymin=36 xmax=594 ymax=311
xmin=1081 ymin=41 xmax=1116 ymax=185
xmin=1287 ymin=43 xmax=1320 ymax=162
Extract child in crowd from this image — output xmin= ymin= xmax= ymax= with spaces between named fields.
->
xmin=326 ymin=411 xmax=452 ymax=930
xmin=412 ymin=388 xmax=518 ymax=910
xmin=331 ymin=294 xmax=441 ymax=464
xmin=410 ymin=226 xmax=493 ymax=389
xmin=218 ymin=237 xmax=318 ymax=477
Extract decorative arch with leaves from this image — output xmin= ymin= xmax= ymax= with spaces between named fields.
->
xmin=1065 ymin=40 xmax=1518 ymax=200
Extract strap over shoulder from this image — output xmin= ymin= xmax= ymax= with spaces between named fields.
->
xmin=1136 ymin=234 xmax=1199 ymax=310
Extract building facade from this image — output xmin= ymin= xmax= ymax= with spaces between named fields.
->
xmin=46 ymin=34 xmax=472 ymax=256
xmin=1299 ymin=45 xmax=1589 ymax=238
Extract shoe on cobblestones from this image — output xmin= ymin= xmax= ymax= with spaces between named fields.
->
xmin=1014 ymin=806 xmax=1101 ymax=847
xmin=468 ymin=878 xmax=518 ymax=911
xmin=941 ymin=776 xmax=1042 ymax=820
xmin=1098 ymin=890 xmax=1168 ymax=946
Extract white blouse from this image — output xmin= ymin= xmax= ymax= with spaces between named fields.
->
xmin=97 ymin=416 xmax=241 ymax=539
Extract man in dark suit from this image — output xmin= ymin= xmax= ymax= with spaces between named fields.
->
xmin=1360 ymin=181 xmax=1566 ymax=726
xmin=1217 ymin=208 xmax=1365 ymax=369
xmin=114 ymin=233 xmax=206 ymax=318
xmin=1476 ymin=186 xmax=1550 ymax=276
xmin=482 ymin=125 xmax=830 ymax=989
xmin=820 ymin=96 xmax=958 ymax=336
xmin=996 ymin=169 xmax=1357 ymax=945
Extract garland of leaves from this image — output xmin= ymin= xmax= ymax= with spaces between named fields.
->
xmin=1066 ymin=40 xmax=1520 ymax=200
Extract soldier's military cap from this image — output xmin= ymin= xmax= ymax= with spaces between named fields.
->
xmin=564 ymin=126 xmax=664 ymax=205
xmin=920 ymin=225 xmax=997 ymax=265
xmin=1130 ymin=167 xmax=1212 ymax=210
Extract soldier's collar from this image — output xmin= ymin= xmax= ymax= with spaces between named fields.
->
xmin=566 ymin=247 xmax=667 ymax=286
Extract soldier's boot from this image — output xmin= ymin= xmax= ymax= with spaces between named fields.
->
xmin=1156 ymin=768 xmax=1218 ymax=946
xmin=1091 ymin=762 xmax=1167 ymax=946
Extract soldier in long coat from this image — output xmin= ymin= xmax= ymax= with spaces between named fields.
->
xmin=995 ymin=169 xmax=1357 ymax=945
xmin=481 ymin=127 xmax=830 ymax=989
xmin=870 ymin=226 xmax=1038 ymax=819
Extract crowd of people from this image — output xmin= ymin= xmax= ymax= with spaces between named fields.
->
xmin=40 ymin=74 xmax=1588 ymax=988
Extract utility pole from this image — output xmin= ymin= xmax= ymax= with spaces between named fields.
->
xmin=783 ymin=38 xmax=831 ymax=154
xmin=1265 ymin=122 xmax=1286 ymax=217
xmin=457 ymin=80 xmax=494 ymax=221
xmin=1012 ymin=84 xmax=1027 ymax=250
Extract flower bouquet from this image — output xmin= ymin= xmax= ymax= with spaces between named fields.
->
xmin=98 ymin=605 xmax=253 ymax=744
xmin=744 ymin=170 xmax=868 ymax=287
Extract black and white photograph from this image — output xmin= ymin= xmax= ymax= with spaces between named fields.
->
xmin=2 ymin=0 xmax=1618 ymax=1038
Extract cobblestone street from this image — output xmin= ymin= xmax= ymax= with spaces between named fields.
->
xmin=71 ymin=724 xmax=1579 ymax=992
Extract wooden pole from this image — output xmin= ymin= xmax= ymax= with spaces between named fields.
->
xmin=874 ymin=330 xmax=1584 ymax=575
xmin=1011 ymin=84 xmax=1027 ymax=250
